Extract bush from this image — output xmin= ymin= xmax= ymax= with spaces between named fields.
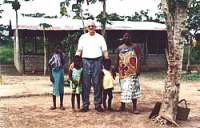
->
xmin=181 ymin=72 xmax=200 ymax=80
xmin=183 ymin=41 xmax=200 ymax=65
xmin=0 ymin=44 xmax=14 ymax=64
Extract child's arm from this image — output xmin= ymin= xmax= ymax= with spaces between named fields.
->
xmin=111 ymin=65 xmax=116 ymax=80
xmin=69 ymin=69 xmax=73 ymax=80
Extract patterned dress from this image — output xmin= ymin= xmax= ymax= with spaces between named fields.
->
xmin=70 ymin=68 xmax=83 ymax=94
xmin=116 ymin=44 xmax=141 ymax=103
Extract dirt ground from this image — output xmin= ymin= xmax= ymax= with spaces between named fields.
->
xmin=0 ymin=66 xmax=200 ymax=128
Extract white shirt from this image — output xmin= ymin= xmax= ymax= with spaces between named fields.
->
xmin=77 ymin=32 xmax=107 ymax=58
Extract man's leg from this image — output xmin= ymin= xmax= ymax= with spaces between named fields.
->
xmin=92 ymin=58 xmax=103 ymax=111
xmin=82 ymin=59 xmax=92 ymax=112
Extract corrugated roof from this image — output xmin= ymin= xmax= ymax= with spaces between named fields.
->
xmin=11 ymin=17 xmax=166 ymax=31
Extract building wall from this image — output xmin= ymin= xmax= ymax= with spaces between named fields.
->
xmin=17 ymin=30 xmax=168 ymax=73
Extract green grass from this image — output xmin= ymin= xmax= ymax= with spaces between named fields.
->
xmin=0 ymin=45 xmax=14 ymax=64
xmin=141 ymin=70 xmax=167 ymax=80
xmin=181 ymin=72 xmax=200 ymax=81
xmin=141 ymin=70 xmax=200 ymax=81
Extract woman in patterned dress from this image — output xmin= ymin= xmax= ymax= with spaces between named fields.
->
xmin=115 ymin=32 xmax=141 ymax=114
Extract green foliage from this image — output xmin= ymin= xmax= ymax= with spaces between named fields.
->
xmin=181 ymin=71 xmax=200 ymax=80
xmin=61 ymin=32 xmax=82 ymax=63
xmin=96 ymin=12 xmax=111 ymax=25
xmin=142 ymin=70 xmax=166 ymax=80
xmin=0 ymin=4 xmax=3 ymax=18
xmin=0 ymin=24 xmax=13 ymax=43
xmin=183 ymin=40 xmax=200 ymax=64
xmin=187 ymin=1 xmax=200 ymax=33
xmin=21 ymin=13 xmax=58 ymax=18
xmin=167 ymin=0 xmax=189 ymax=18
xmin=12 ymin=0 xmax=20 ymax=10
xmin=0 ymin=43 xmax=14 ymax=64
xmin=39 ymin=23 xmax=52 ymax=29
xmin=60 ymin=1 xmax=69 ymax=17
xmin=107 ymin=13 xmax=124 ymax=21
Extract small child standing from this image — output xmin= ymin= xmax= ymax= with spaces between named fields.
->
xmin=100 ymin=58 xmax=115 ymax=111
xmin=69 ymin=55 xmax=83 ymax=112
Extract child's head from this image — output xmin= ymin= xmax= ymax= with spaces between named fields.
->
xmin=74 ymin=55 xmax=82 ymax=68
xmin=103 ymin=58 xmax=111 ymax=70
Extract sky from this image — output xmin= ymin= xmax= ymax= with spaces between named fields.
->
xmin=0 ymin=0 xmax=161 ymax=25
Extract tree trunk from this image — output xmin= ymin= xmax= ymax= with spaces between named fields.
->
xmin=14 ymin=10 xmax=23 ymax=74
xmin=160 ymin=0 xmax=192 ymax=122
xmin=101 ymin=0 xmax=106 ymax=39
xmin=43 ymin=30 xmax=47 ymax=76
xmin=80 ymin=4 xmax=86 ymax=33
xmin=186 ymin=38 xmax=192 ymax=73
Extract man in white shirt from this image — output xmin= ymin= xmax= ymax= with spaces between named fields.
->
xmin=76 ymin=20 xmax=109 ymax=112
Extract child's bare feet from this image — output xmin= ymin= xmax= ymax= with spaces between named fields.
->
xmin=132 ymin=109 xmax=140 ymax=114
xmin=60 ymin=106 xmax=65 ymax=110
xmin=76 ymin=108 xmax=81 ymax=112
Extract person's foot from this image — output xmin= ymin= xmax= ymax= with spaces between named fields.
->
xmin=60 ymin=106 xmax=65 ymax=110
xmin=80 ymin=108 xmax=89 ymax=112
xmin=132 ymin=109 xmax=140 ymax=114
xmin=76 ymin=108 xmax=81 ymax=112
xmin=95 ymin=107 xmax=104 ymax=112
xmin=119 ymin=106 xmax=125 ymax=112
xmin=72 ymin=108 xmax=76 ymax=112
xmin=107 ymin=107 xmax=114 ymax=112
xmin=50 ymin=106 xmax=56 ymax=110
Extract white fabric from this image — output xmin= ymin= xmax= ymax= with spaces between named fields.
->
xmin=77 ymin=32 xmax=107 ymax=58
xmin=49 ymin=53 xmax=61 ymax=67
xmin=102 ymin=69 xmax=114 ymax=89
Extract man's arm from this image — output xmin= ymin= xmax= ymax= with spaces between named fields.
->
xmin=103 ymin=50 xmax=109 ymax=59
xmin=76 ymin=49 xmax=82 ymax=56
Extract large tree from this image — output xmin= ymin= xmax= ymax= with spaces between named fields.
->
xmin=160 ymin=0 xmax=193 ymax=123
xmin=4 ymin=0 xmax=22 ymax=73
xmin=39 ymin=23 xmax=52 ymax=75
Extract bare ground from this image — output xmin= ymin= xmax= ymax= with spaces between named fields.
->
xmin=0 ymin=66 xmax=200 ymax=128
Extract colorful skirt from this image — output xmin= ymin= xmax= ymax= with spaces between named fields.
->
xmin=119 ymin=75 xmax=141 ymax=103
xmin=52 ymin=67 xmax=64 ymax=96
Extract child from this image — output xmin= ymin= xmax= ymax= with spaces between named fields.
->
xmin=69 ymin=55 xmax=83 ymax=112
xmin=49 ymin=45 xmax=65 ymax=110
xmin=100 ymin=58 xmax=115 ymax=111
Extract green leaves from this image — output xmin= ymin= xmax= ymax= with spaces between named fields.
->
xmin=60 ymin=2 xmax=69 ymax=17
xmin=39 ymin=23 xmax=52 ymax=29
xmin=12 ymin=0 xmax=20 ymax=11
